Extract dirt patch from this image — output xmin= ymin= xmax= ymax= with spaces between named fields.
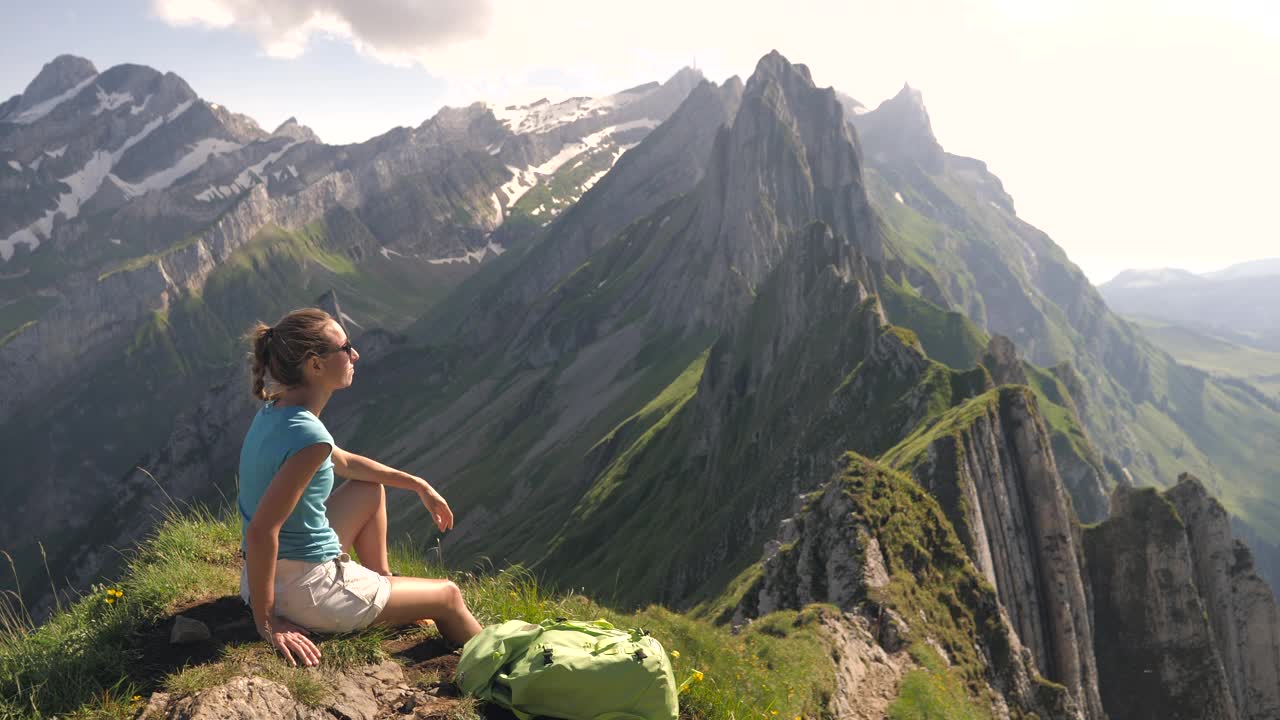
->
xmin=129 ymin=594 xmax=258 ymax=689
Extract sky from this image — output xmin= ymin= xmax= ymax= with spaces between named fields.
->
xmin=2 ymin=0 xmax=1277 ymax=285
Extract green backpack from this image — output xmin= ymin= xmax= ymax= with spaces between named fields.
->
xmin=455 ymin=618 xmax=679 ymax=720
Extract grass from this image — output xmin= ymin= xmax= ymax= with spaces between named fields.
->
xmin=889 ymin=643 xmax=991 ymax=720
xmin=2 ymin=507 xmax=841 ymax=720
xmin=1130 ymin=316 xmax=1280 ymax=400
xmin=0 ymin=506 xmax=240 ymax=718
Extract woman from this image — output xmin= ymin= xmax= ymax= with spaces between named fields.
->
xmin=239 ymin=307 xmax=482 ymax=667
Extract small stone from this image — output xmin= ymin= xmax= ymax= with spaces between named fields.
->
xmin=397 ymin=697 xmax=418 ymax=714
xmin=139 ymin=691 xmax=170 ymax=719
xmin=170 ymin=615 xmax=211 ymax=644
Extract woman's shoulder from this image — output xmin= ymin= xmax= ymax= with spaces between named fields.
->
xmin=281 ymin=406 xmax=334 ymax=444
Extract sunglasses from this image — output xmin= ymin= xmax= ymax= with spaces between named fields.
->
xmin=323 ymin=340 xmax=355 ymax=357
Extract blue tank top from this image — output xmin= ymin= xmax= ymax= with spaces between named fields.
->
xmin=237 ymin=400 xmax=342 ymax=562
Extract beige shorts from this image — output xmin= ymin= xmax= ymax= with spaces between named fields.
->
xmin=241 ymin=552 xmax=393 ymax=634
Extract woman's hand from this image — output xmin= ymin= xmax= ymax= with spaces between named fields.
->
xmin=417 ymin=480 xmax=455 ymax=532
xmin=257 ymin=614 xmax=322 ymax=667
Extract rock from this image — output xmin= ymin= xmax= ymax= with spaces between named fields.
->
xmin=165 ymin=675 xmax=328 ymax=719
xmin=139 ymin=691 xmax=170 ymax=719
xmin=326 ymin=661 xmax=419 ymax=720
xmin=1084 ymin=485 xmax=1240 ymax=720
xmin=819 ymin=612 xmax=911 ymax=720
xmin=899 ymin=387 xmax=1105 ymax=718
xmin=159 ymin=662 xmax=443 ymax=720
xmin=876 ymin=608 xmax=909 ymax=654
xmin=169 ymin=616 xmax=211 ymax=644
xmin=981 ymin=335 xmax=1028 ymax=386
xmin=1164 ymin=474 xmax=1280 ymax=720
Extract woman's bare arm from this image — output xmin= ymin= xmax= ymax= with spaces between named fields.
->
xmin=331 ymin=447 xmax=425 ymax=491
xmin=244 ymin=442 xmax=330 ymax=665
xmin=331 ymin=447 xmax=454 ymax=531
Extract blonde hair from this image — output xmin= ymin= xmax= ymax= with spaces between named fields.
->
xmin=246 ymin=308 xmax=337 ymax=401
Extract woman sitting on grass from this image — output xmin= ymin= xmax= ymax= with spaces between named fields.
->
xmin=239 ymin=307 xmax=482 ymax=667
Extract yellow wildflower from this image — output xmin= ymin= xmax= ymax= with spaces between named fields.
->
xmin=132 ymin=695 xmax=142 ymax=703
xmin=671 ymin=650 xmax=680 ymax=659
xmin=105 ymin=597 xmax=115 ymax=605
xmin=693 ymin=670 xmax=704 ymax=682
xmin=771 ymin=712 xmax=778 ymax=717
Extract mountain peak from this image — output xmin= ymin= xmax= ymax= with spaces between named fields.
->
xmin=18 ymin=54 xmax=98 ymax=112
xmin=852 ymin=81 xmax=943 ymax=172
xmin=748 ymin=50 xmax=814 ymax=92
xmin=271 ymin=115 xmax=320 ymax=143
xmin=643 ymin=50 xmax=879 ymax=328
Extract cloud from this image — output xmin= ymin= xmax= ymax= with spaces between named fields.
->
xmin=152 ymin=0 xmax=493 ymax=60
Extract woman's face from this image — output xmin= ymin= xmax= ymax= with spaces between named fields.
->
xmin=311 ymin=320 xmax=359 ymax=390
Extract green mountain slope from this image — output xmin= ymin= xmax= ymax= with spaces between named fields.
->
xmin=850 ymin=87 xmax=1280 ymax=550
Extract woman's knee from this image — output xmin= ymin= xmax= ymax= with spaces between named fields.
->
xmin=440 ymin=580 xmax=464 ymax=609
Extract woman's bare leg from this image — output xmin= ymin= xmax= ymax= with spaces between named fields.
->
xmin=374 ymin=577 xmax=482 ymax=645
xmin=326 ymin=480 xmax=391 ymax=575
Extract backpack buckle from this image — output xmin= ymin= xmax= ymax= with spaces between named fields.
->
xmin=632 ymin=649 xmax=647 ymax=662
xmin=542 ymin=648 xmax=554 ymax=665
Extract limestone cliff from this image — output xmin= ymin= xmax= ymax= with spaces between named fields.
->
xmin=882 ymin=386 xmax=1106 ymax=719
xmin=1164 ymin=475 xmax=1280 ymax=719
xmin=734 ymin=453 xmax=1081 ymax=719
xmin=1085 ymin=485 xmax=1240 ymax=719
xmin=1086 ymin=476 xmax=1280 ymax=720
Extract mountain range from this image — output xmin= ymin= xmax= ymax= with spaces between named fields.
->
xmin=3 ymin=51 xmax=1280 ymax=717
xmin=1099 ymin=259 xmax=1280 ymax=352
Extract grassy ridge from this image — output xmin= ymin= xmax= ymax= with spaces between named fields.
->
xmin=1 ymin=508 xmax=840 ymax=719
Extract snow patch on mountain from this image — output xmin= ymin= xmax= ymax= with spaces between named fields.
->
xmin=426 ymin=241 xmax=505 ymax=265
xmin=112 ymin=137 xmax=243 ymax=199
xmin=194 ymin=139 xmax=296 ymax=202
xmin=6 ymin=75 xmax=97 ymax=124
xmin=488 ymin=89 xmax=648 ymax=135
xmin=500 ymin=166 xmax=538 ymax=207
xmin=529 ymin=120 xmax=656 ymax=177
xmin=1 ymin=112 xmax=170 ymax=260
xmin=45 ymin=145 xmax=67 ymax=159
xmin=166 ymin=99 xmax=195 ymax=122
xmin=91 ymin=86 xmax=134 ymax=115
xmin=7 ymin=161 xmax=20 ymax=172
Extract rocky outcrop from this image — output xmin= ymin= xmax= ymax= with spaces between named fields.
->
xmin=884 ymin=386 xmax=1106 ymax=719
xmin=981 ymin=335 xmax=1028 ymax=386
xmin=1085 ymin=485 xmax=1240 ymax=719
xmin=979 ymin=335 xmax=1109 ymax=523
xmin=143 ymin=661 xmax=455 ymax=719
xmin=1165 ymin=475 xmax=1280 ymax=719
xmin=735 ymin=453 xmax=1081 ymax=720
